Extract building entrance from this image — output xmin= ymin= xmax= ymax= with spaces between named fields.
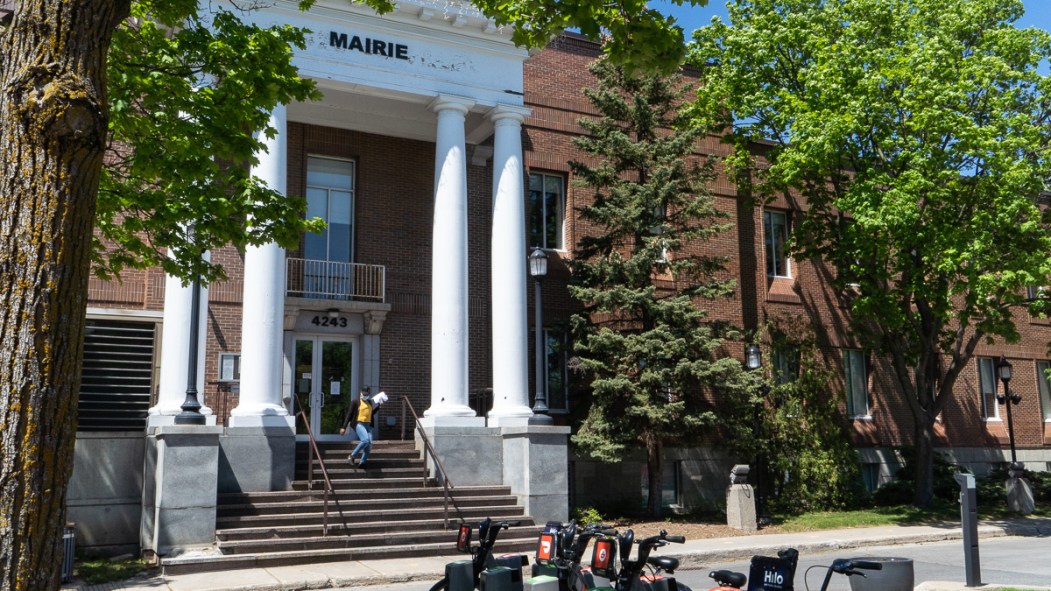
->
xmin=291 ymin=336 xmax=358 ymax=441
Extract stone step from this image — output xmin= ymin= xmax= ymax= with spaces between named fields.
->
xmin=290 ymin=476 xmax=438 ymax=491
xmin=218 ymin=485 xmax=513 ymax=506
xmin=161 ymin=534 xmax=538 ymax=576
xmin=217 ymin=494 xmax=519 ymax=517
xmin=216 ymin=504 xmax=527 ymax=529
xmin=215 ymin=515 xmax=530 ymax=542
xmin=294 ymin=466 xmax=428 ymax=480
xmin=216 ymin=524 xmax=542 ymax=555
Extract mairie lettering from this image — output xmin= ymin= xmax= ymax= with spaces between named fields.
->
xmin=329 ymin=31 xmax=409 ymax=60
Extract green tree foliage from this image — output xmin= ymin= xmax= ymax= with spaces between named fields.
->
xmin=0 ymin=0 xmax=703 ymax=586
xmin=691 ymin=0 xmax=1051 ymax=507
xmin=568 ymin=57 xmax=748 ymax=517
xmin=758 ymin=318 xmax=863 ymax=513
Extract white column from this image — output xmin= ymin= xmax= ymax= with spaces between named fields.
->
xmin=230 ymin=104 xmax=293 ymax=427
xmin=487 ymin=105 xmax=534 ymax=426
xmin=425 ymin=95 xmax=476 ymax=418
xmin=150 ymin=258 xmax=213 ymax=426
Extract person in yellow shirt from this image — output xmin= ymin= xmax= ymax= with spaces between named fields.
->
xmin=340 ymin=387 xmax=384 ymax=468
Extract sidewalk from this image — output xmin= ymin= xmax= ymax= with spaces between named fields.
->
xmin=64 ymin=518 xmax=1051 ymax=591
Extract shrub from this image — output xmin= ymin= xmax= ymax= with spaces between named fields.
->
xmin=571 ymin=505 xmax=605 ymax=526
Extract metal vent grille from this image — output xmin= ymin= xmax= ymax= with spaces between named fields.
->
xmin=77 ymin=319 xmax=156 ymax=431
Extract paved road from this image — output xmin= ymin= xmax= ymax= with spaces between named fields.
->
xmin=333 ymin=536 xmax=1051 ymax=591
xmin=679 ymin=535 xmax=1051 ymax=590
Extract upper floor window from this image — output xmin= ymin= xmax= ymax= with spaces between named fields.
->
xmin=529 ymin=172 xmax=565 ymax=251
xmin=1037 ymin=361 xmax=1051 ymax=422
xmin=977 ymin=357 xmax=1000 ymax=420
xmin=843 ymin=349 xmax=869 ymax=418
xmin=763 ymin=210 xmax=791 ymax=278
xmin=305 ymin=156 xmax=355 ymax=263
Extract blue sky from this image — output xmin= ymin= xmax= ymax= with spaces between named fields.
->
xmin=655 ymin=0 xmax=1049 ymax=32
xmin=655 ymin=0 xmax=1050 ymax=73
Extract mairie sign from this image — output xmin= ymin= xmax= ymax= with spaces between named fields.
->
xmin=329 ymin=31 xmax=409 ymax=60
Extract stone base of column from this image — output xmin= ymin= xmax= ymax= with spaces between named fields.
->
xmin=218 ymin=426 xmax=296 ymax=494
xmin=417 ymin=421 xmax=498 ymax=487
xmin=147 ymin=412 xmax=217 ymax=428
xmin=501 ymin=426 xmax=571 ymax=524
xmin=487 ymin=411 xmax=533 ymax=427
xmin=141 ymin=426 xmax=222 ymax=557
xmin=415 ymin=422 xmax=570 ymax=522
xmin=228 ymin=414 xmax=296 ymax=429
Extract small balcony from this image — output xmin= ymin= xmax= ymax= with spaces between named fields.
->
xmin=286 ymin=258 xmax=386 ymax=302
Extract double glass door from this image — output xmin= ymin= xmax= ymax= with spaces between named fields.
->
xmin=292 ymin=337 xmax=357 ymax=441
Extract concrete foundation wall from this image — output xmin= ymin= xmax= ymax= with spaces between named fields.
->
xmin=66 ymin=432 xmax=146 ymax=557
xmin=218 ymin=426 xmax=296 ymax=493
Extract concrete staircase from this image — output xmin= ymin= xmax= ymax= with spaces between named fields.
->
xmin=160 ymin=439 xmax=539 ymax=575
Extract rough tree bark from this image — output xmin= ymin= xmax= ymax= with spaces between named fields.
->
xmin=0 ymin=1 xmax=129 ymax=589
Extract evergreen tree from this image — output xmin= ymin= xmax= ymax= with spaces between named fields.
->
xmin=568 ymin=58 xmax=746 ymax=517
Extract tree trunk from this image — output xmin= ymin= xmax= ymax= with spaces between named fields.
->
xmin=911 ymin=414 xmax=936 ymax=508
xmin=646 ymin=437 xmax=663 ymax=517
xmin=0 ymin=2 xmax=128 ymax=589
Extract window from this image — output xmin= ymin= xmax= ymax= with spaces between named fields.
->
xmin=305 ymin=156 xmax=355 ymax=264
xmin=763 ymin=210 xmax=790 ymax=278
xmin=977 ymin=357 xmax=1000 ymax=420
xmin=772 ymin=347 xmax=800 ymax=385
xmin=533 ymin=328 xmax=569 ymax=413
xmin=843 ymin=349 xmax=869 ymax=418
xmin=861 ymin=464 xmax=881 ymax=493
xmin=641 ymin=460 xmax=680 ymax=511
xmin=1037 ymin=361 xmax=1051 ymax=422
xmin=528 ymin=172 xmax=565 ymax=250
xmin=78 ymin=319 xmax=158 ymax=431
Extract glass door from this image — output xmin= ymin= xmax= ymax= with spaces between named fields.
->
xmin=292 ymin=337 xmax=357 ymax=441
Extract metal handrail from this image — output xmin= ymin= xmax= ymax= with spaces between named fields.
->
xmin=400 ymin=396 xmax=462 ymax=528
xmin=293 ymin=393 xmax=341 ymax=536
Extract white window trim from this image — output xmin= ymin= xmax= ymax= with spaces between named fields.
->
xmin=977 ymin=357 xmax=1001 ymax=421
xmin=1037 ymin=360 xmax=1051 ymax=422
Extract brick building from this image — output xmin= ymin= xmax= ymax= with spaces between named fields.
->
xmin=67 ymin=0 xmax=1050 ymax=558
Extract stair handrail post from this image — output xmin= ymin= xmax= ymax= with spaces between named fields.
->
xmin=400 ymin=396 xmax=458 ymax=529
xmin=294 ymin=393 xmax=337 ymax=537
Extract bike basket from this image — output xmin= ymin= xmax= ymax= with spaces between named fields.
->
xmin=536 ymin=532 xmax=557 ymax=564
xmin=456 ymin=524 xmax=473 ymax=553
xmin=589 ymin=537 xmax=617 ymax=580
xmin=747 ymin=555 xmax=795 ymax=591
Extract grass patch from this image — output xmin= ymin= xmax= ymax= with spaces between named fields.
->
xmin=776 ymin=501 xmax=1051 ymax=532
xmin=73 ymin=556 xmax=151 ymax=585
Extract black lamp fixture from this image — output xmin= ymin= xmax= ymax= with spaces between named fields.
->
xmin=745 ymin=343 xmax=762 ymax=371
xmin=529 ymin=247 xmax=552 ymax=424
xmin=175 ymin=225 xmax=206 ymax=425
xmin=996 ymin=355 xmax=1023 ymax=475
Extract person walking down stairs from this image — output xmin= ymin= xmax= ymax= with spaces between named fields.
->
xmin=340 ymin=388 xmax=388 ymax=469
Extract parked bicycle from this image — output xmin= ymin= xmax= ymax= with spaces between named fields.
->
xmin=430 ymin=517 xmax=526 ymax=591
xmin=708 ymin=551 xmax=882 ymax=591
xmin=533 ymin=520 xmax=618 ymax=591
xmin=608 ymin=529 xmax=692 ymax=591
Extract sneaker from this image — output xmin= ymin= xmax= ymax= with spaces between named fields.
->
xmin=358 ymin=461 xmax=369 ymax=470
xmin=347 ymin=455 xmax=356 ymax=465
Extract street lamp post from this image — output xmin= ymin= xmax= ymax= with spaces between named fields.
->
xmin=996 ymin=356 xmax=1023 ymax=477
xmin=175 ymin=229 xmax=206 ymax=426
xmin=529 ymin=248 xmax=553 ymax=424
xmin=744 ymin=343 xmax=769 ymax=526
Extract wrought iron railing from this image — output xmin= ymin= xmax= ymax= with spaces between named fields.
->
xmin=286 ymin=258 xmax=385 ymax=302
xmin=400 ymin=397 xmax=462 ymax=528
xmin=293 ymin=394 xmax=343 ymax=536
